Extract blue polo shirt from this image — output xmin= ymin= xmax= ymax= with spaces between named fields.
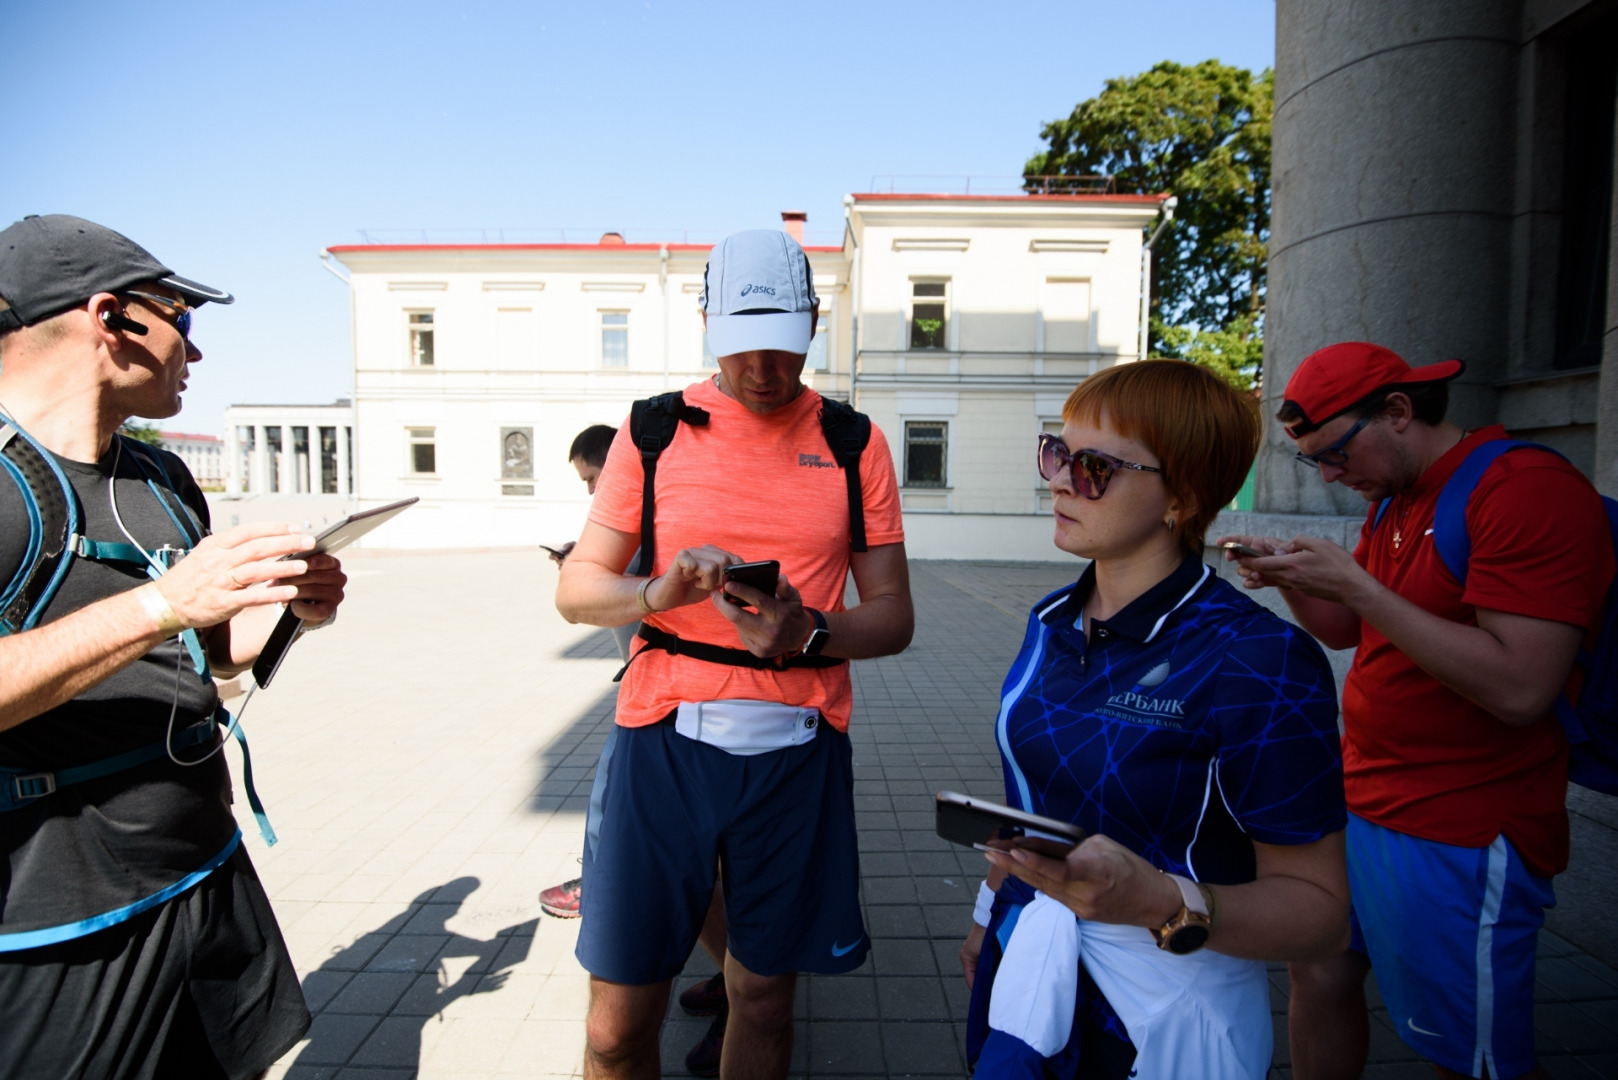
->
xmin=997 ymin=555 xmax=1346 ymax=886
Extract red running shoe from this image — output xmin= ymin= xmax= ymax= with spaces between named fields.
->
xmin=678 ymin=971 xmax=727 ymax=1016
xmin=538 ymin=877 xmax=582 ymax=919
xmin=684 ymin=1005 xmax=726 ymax=1077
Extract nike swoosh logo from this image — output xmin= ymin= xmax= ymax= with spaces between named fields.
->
xmin=830 ymin=938 xmax=862 ymax=957
xmin=1407 ymin=1018 xmax=1444 ymax=1038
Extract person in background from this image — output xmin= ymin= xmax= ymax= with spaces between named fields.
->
xmin=539 ymin=422 xmax=731 ymax=1074
xmin=0 ymin=214 xmax=347 ymax=1078
xmin=963 ymin=360 xmax=1349 ymax=1079
xmin=1220 ymin=341 xmax=1614 ymax=1080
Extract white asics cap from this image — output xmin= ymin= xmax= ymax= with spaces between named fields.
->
xmin=700 ymin=229 xmax=818 ymax=357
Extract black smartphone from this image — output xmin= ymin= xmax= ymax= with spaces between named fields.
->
xmin=539 ymin=544 xmax=567 ymax=559
xmin=252 ymin=498 xmax=419 ymax=690
xmin=721 ymin=560 xmax=780 ymax=608
xmin=935 ymin=791 xmax=1086 ymax=858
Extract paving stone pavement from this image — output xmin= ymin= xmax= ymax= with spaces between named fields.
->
xmin=238 ymin=551 xmax=1618 ymax=1079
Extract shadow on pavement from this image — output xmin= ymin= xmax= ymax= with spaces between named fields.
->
xmin=291 ymin=876 xmax=538 ymax=1074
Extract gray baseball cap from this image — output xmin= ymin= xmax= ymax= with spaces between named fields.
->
xmin=700 ymin=229 xmax=817 ymax=357
xmin=0 ymin=214 xmax=233 ymax=331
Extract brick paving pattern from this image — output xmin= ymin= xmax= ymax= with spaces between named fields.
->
xmin=245 ymin=552 xmax=1618 ymax=1078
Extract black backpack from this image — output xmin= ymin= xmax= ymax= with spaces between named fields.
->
xmin=626 ymin=391 xmax=873 ymax=577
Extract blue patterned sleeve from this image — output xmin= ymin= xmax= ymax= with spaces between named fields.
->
xmin=1208 ymin=617 xmax=1346 ymax=846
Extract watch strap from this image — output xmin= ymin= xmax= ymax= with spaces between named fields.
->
xmin=803 ymin=607 xmax=830 ymax=656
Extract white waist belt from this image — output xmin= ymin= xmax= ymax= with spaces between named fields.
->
xmin=674 ymin=699 xmax=820 ymax=756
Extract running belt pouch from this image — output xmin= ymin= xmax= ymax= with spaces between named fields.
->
xmin=674 ymin=700 xmax=820 ymax=756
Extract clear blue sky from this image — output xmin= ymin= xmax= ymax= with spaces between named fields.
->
xmin=4 ymin=0 xmax=1274 ymax=434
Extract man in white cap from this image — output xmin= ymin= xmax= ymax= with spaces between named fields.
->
xmin=0 ymin=214 xmax=347 ymax=1076
xmin=556 ymin=228 xmax=914 ymax=1079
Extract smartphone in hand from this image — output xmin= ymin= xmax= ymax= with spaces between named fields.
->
xmin=721 ymin=560 xmax=780 ymax=608
xmin=935 ymin=791 xmax=1086 ymax=858
xmin=1220 ymin=541 xmax=1266 ymax=558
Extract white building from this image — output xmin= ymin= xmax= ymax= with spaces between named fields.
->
xmin=157 ymin=431 xmax=224 ymax=488
xmin=322 ymin=191 xmax=1166 ymax=557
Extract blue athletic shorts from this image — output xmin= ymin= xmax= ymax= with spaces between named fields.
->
xmin=1345 ymin=812 xmax=1555 ymax=1079
xmin=576 ymin=715 xmax=868 ymax=985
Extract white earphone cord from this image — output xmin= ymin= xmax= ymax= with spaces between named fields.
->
xmin=108 ymin=436 xmax=252 ymax=766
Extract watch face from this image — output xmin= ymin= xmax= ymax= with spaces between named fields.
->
xmin=1168 ymin=924 xmax=1211 ymax=955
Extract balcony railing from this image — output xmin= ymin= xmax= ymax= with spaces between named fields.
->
xmin=863 ymin=174 xmax=1116 ymax=196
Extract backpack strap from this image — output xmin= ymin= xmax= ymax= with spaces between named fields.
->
xmin=817 ymin=398 xmax=872 ymax=552
xmin=119 ymin=437 xmax=205 ymax=548
xmin=0 ymin=422 xmax=80 ymax=634
xmin=628 ymin=392 xmax=709 ymax=576
xmin=1371 ymin=498 xmax=1393 ymax=534
xmin=1431 ymin=440 xmax=1564 ymax=585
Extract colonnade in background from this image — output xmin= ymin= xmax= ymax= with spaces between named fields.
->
xmin=224 ymin=420 xmax=353 ymax=497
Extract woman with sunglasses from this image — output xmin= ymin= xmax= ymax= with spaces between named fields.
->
xmin=960 ymin=361 xmax=1349 ymax=1080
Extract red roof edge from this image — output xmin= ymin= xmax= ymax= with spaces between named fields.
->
xmin=849 ymin=192 xmax=1168 ymax=205
xmin=326 ymin=242 xmax=845 ymax=255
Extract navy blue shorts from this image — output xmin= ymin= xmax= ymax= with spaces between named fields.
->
xmin=1346 ymin=813 xmax=1554 ymax=1079
xmin=576 ymin=715 xmax=868 ymax=985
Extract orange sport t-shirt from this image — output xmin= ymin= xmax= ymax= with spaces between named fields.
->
xmin=588 ymin=378 xmax=905 ymax=732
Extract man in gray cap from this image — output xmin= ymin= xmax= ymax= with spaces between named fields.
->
xmin=0 ymin=214 xmax=347 ymax=1077
xmin=556 ymin=228 xmax=914 ymax=1079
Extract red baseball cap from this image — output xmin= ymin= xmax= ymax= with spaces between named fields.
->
xmin=1281 ymin=341 xmax=1464 ymax=437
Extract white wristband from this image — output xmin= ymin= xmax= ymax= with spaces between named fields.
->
xmin=972 ymin=880 xmax=996 ymax=928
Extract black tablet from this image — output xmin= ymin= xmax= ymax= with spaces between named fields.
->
xmin=251 ymin=497 xmax=419 ymax=689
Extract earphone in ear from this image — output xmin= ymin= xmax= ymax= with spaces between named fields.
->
xmin=100 ymin=308 xmax=150 ymax=336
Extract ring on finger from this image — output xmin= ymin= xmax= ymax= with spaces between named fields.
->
xmin=229 ymin=567 xmax=244 ymax=588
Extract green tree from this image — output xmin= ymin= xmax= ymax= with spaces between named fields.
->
xmin=118 ymin=421 xmax=163 ymax=446
xmin=1026 ymin=60 xmax=1271 ymax=386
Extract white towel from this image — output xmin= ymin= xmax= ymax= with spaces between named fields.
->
xmin=987 ymin=891 xmax=1272 ymax=1079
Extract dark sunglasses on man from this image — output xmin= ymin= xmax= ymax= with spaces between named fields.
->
xmin=1037 ymin=432 xmax=1163 ymax=500
xmin=118 ymin=290 xmax=193 ymax=339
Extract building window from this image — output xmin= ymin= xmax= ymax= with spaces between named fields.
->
xmin=345 ymin=428 xmax=354 ymax=493
xmin=1553 ymin=7 xmax=1618 ymax=369
xmin=806 ymin=310 xmax=830 ymax=371
xmin=909 ymin=281 xmax=948 ymax=350
xmin=407 ymin=311 xmax=435 ymax=367
xmin=904 ymin=421 xmax=948 ymax=487
xmin=601 ymin=311 xmax=629 ymax=367
xmin=408 ymin=427 xmax=437 ymax=475
xmin=319 ymin=426 xmax=338 ymax=494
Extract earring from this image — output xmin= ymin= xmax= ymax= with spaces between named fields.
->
xmin=1165 ymin=517 xmax=1175 ymax=531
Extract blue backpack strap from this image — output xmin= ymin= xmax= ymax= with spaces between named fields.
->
xmin=1431 ymin=440 xmax=1566 ymax=585
xmin=119 ymin=437 xmax=205 ymax=548
xmin=1371 ymin=498 xmax=1393 ymax=533
xmin=0 ymin=421 xmax=80 ymax=633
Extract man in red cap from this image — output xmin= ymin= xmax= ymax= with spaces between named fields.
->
xmin=1218 ymin=341 xmax=1613 ymax=1080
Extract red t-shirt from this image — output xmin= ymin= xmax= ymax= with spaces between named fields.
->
xmin=588 ymin=378 xmax=905 ymax=732
xmin=1342 ymin=426 xmax=1614 ymax=877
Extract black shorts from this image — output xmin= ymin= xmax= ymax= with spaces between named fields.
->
xmin=0 ymin=846 xmax=309 ymax=1080
xmin=577 ymin=717 xmax=868 ymax=984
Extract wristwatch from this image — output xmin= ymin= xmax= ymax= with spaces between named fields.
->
xmin=1151 ymin=873 xmax=1213 ymax=954
xmin=802 ymin=608 xmax=830 ymax=656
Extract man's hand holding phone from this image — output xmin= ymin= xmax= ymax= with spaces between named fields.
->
xmin=714 ymin=561 xmax=812 ymax=659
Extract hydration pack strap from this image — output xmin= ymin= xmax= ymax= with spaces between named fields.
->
xmin=614 ymin=622 xmax=846 ymax=682
xmin=0 ymin=719 xmax=217 ymax=812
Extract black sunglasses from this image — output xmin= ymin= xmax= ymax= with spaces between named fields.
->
xmin=1037 ymin=432 xmax=1162 ymax=499
xmin=1292 ymin=414 xmax=1373 ymax=468
xmin=123 ymin=290 xmax=193 ymax=339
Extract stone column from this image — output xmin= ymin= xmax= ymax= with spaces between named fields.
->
xmin=254 ymin=425 xmax=268 ymax=495
xmin=1596 ymin=106 xmax=1618 ymax=498
xmin=335 ymin=426 xmax=351 ymax=500
xmin=1260 ymin=0 xmax=1522 ymax=514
